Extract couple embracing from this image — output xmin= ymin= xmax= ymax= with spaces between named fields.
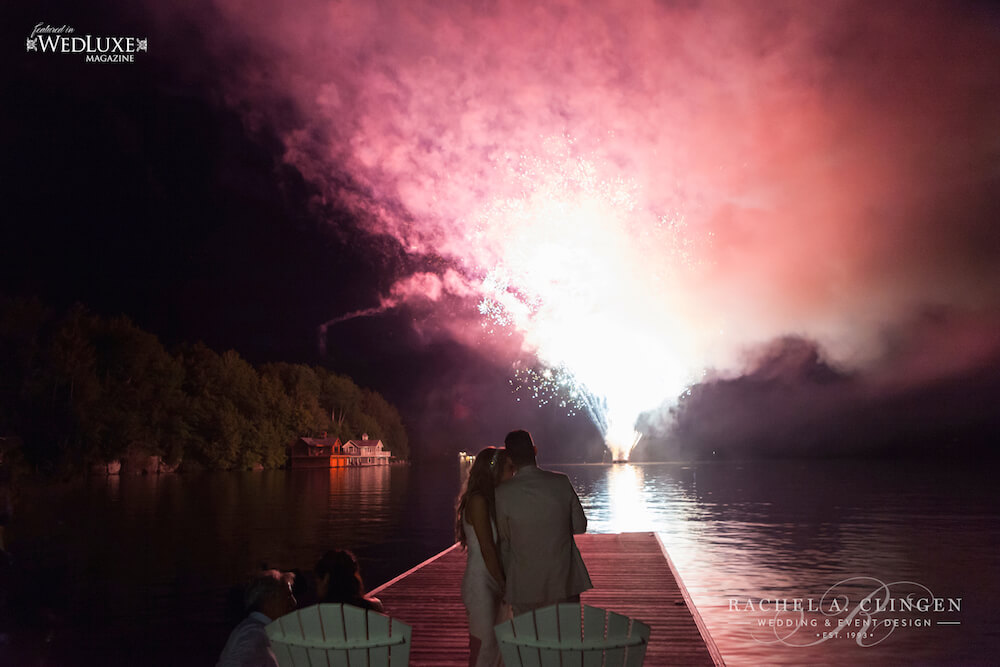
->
xmin=455 ymin=429 xmax=593 ymax=667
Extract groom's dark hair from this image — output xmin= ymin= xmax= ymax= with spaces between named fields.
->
xmin=504 ymin=429 xmax=536 ymax=467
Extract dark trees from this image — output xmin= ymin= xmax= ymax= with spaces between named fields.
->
xmin=0 ymin=299 xmax=408 ymax=473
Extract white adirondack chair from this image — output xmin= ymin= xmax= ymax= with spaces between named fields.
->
xmin=495 ymin=603 xmax=650 ymax=667
xmin=265 ymin=603 xmax=411 ymax=667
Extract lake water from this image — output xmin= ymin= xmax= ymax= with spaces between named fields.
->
xmin=5 ymin=458 xmax=998 ymax=665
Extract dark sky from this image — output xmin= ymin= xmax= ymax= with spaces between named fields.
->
xmin=4 ymin=1 xmax=360 ymax=358
xmin=4 ymin=1 xmax=1000 ymax=460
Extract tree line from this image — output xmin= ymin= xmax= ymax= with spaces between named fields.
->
xmin=0 ymin=296 xmax=408 ymax=474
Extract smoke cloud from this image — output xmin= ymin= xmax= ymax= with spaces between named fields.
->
xmin=641 ymin=308 xmax=1000 ymax=459
xmin=157 ymin=0 xmax=1000 ymax=453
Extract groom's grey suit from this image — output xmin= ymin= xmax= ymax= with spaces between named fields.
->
xmin=495 ymin=465 xmax=593 ymax=614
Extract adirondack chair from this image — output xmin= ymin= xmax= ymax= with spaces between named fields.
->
xmin=265 ymin=603 xmax=411 ymax=667
xmin=494 ymin=603 xmax=650 ymax=667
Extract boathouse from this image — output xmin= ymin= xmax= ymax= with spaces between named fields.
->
xmin=288 ymin=434 xmax=392 ymax=468
xmin=343 ymin=434 xmax=392 ymax=466
xmin=288 ymin=436 xmax=351 ymax=469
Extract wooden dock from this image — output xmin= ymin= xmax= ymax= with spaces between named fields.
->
xmin=370 ymin=532 xmax=724 ymax=666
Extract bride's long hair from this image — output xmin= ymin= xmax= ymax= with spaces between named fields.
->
xmin=455 ymin=446 xmax=508 ymax=548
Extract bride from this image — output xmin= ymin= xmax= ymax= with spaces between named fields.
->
xmin=456 ymin=446 xmax=515 ymax=667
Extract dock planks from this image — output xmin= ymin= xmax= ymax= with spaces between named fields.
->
xmin=370 ymin=532 xmax=724 ymax=666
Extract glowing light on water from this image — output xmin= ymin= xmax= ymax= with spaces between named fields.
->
xmin=605 ymin=464 xmax=651 ymax=532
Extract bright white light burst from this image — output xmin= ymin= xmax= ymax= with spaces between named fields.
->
xmin=472 ymin=135 xmax=710 ymax=460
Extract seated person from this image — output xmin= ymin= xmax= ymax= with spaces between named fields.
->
xmin=217 ymin=570 xmax=296 ymax=667
xmin=314 ymin=550 xmax=384 ymax=612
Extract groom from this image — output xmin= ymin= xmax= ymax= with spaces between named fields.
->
xmin=495 ymin=429 xmax=593 ymax=616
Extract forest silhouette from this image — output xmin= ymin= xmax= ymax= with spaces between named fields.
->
xmin=0 ymin=295 xmax=408 ymax=475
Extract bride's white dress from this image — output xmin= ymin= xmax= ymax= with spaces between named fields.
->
xmin=461 ymin=515 xmax=511 ymax=667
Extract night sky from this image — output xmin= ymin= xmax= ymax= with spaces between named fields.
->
xmin=5 ymin=1 xmax=1000 ymax=461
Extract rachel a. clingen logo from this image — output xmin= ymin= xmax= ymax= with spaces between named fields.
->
xmin=728 ymin=577 xmax=962 ymax=648
xmin=26 ymin=23 xmax=147 ymax=63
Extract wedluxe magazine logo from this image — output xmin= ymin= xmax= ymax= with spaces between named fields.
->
xmin=25 ymin=22 xmax=147 ymax=63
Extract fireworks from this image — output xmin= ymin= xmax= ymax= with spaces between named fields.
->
xmin=464 ymin=136 xmax=707 ymax=460
xmin=317 ymin=132 xmax=712 ymax=460
xmin=509 ymin=365 xmax=600 ymax=420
